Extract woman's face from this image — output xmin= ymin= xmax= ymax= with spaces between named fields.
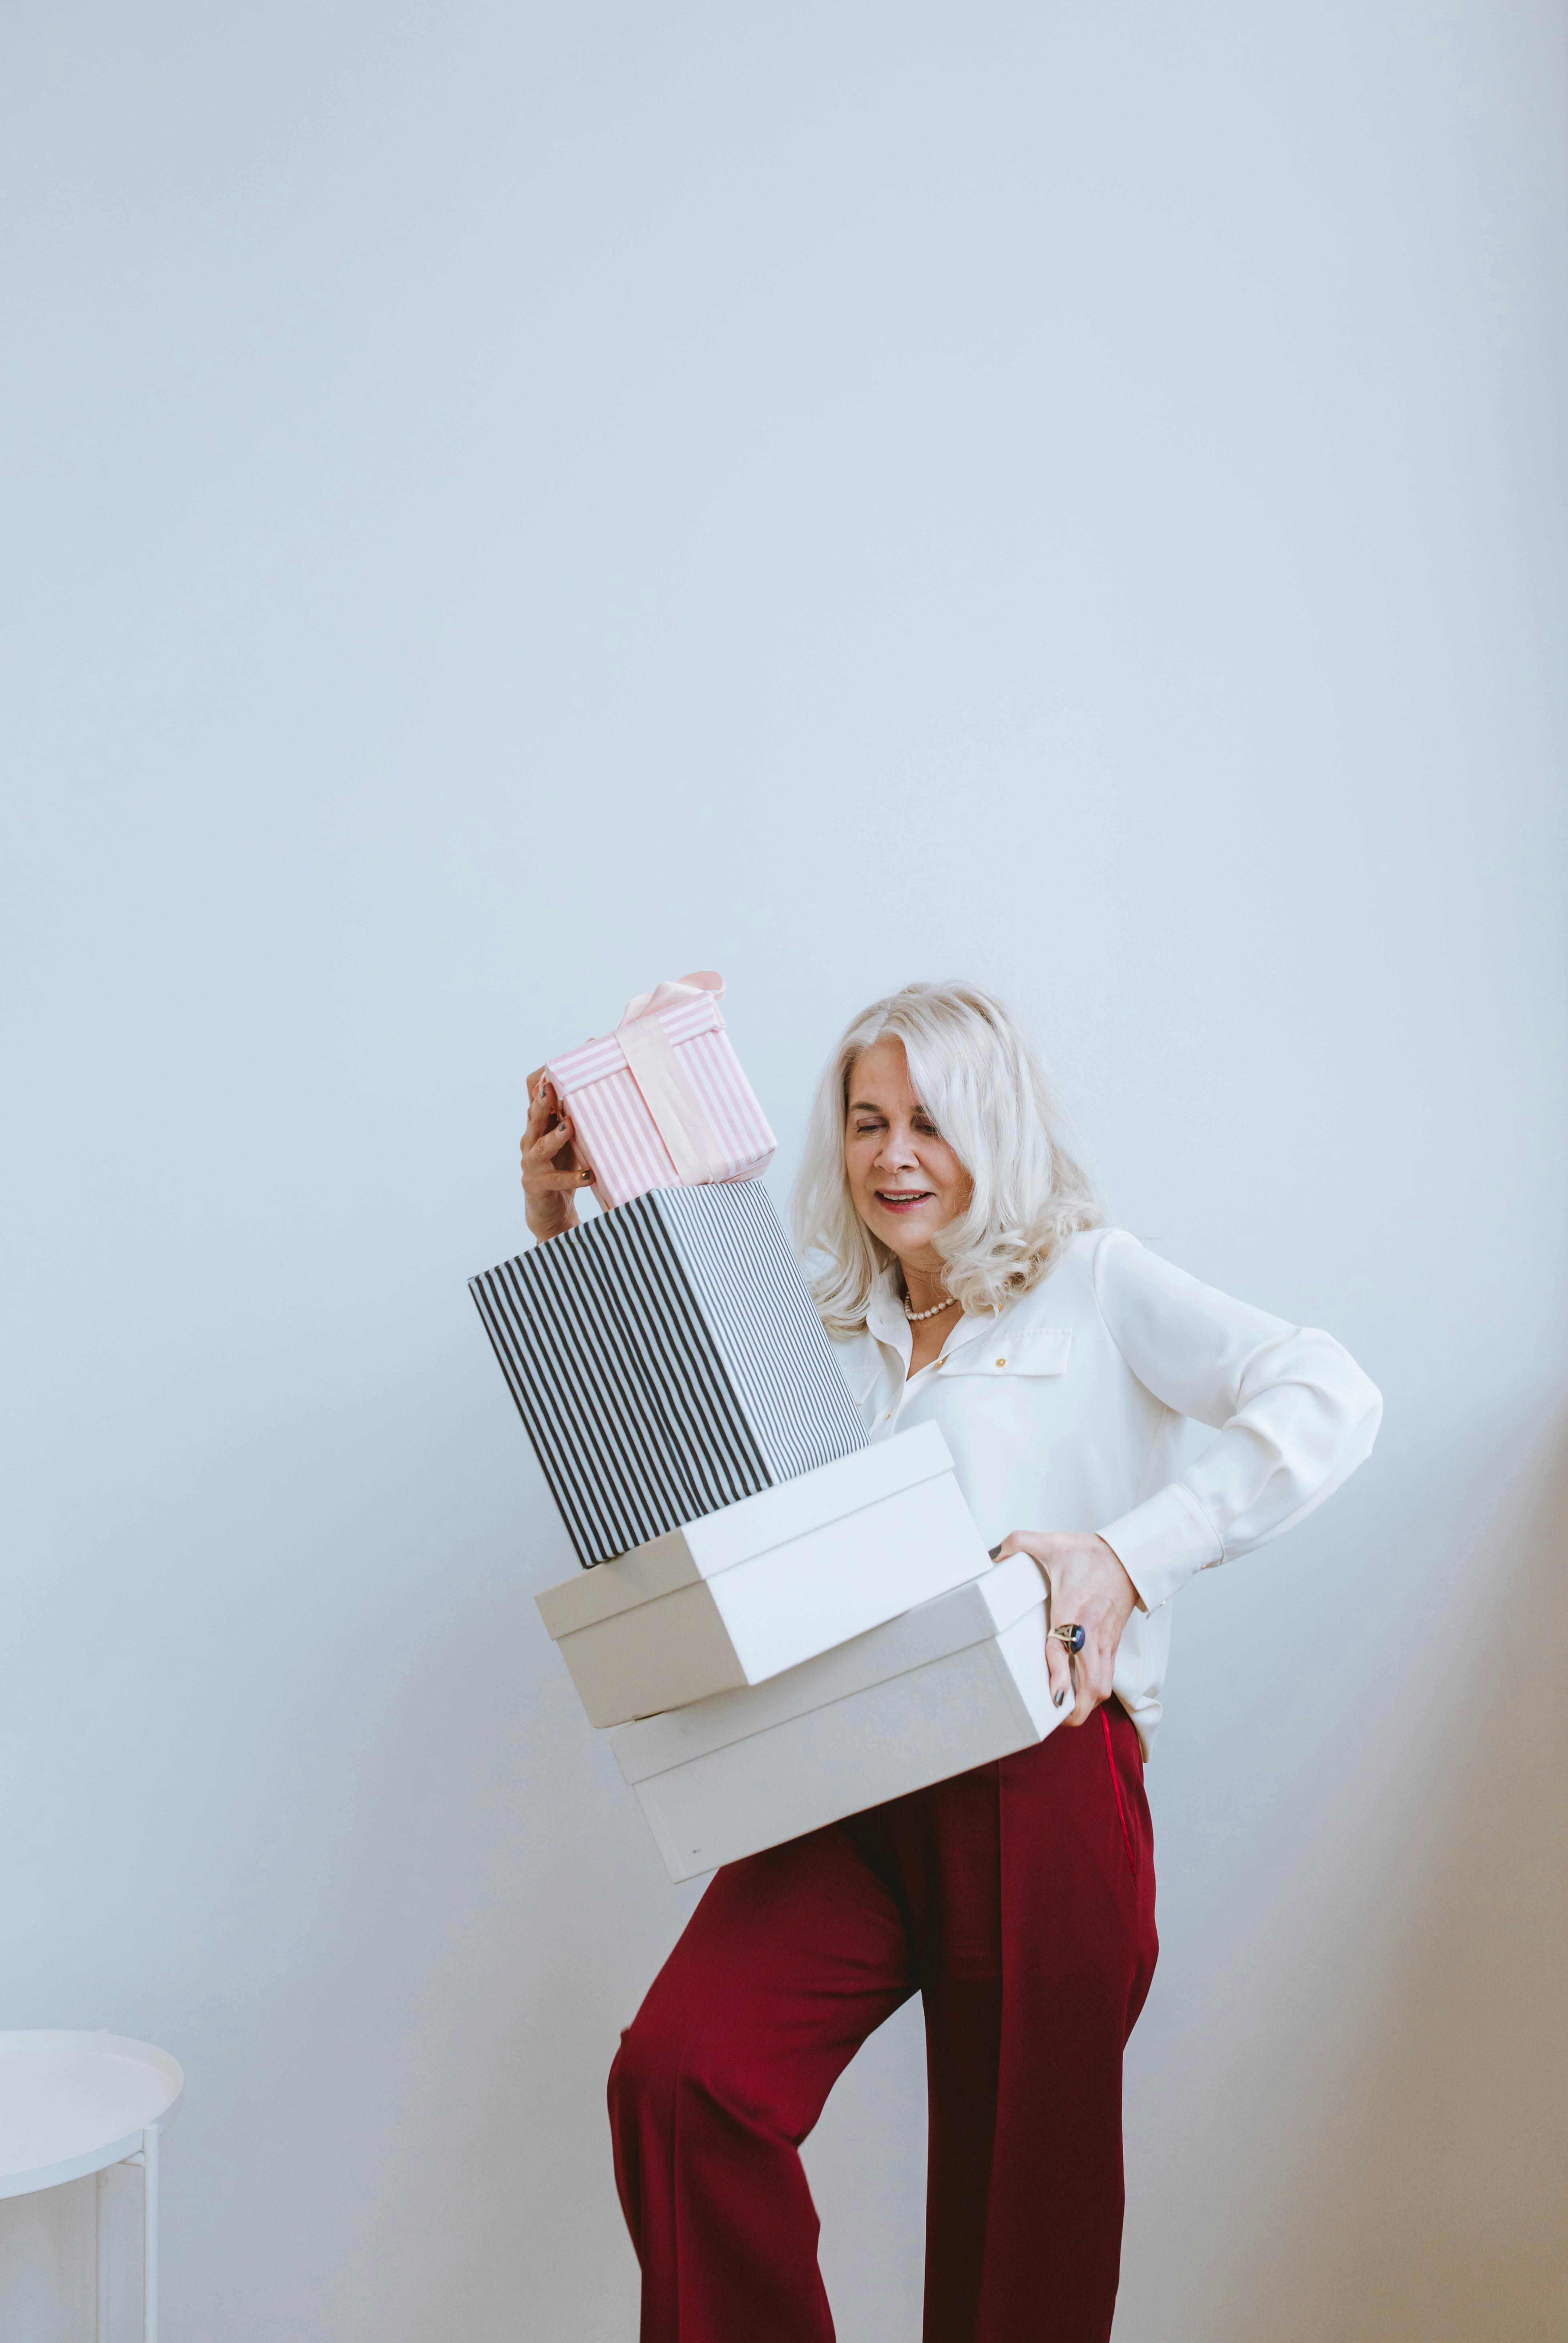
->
xmin=843 ymin=1036 xmax=973 ymax=1269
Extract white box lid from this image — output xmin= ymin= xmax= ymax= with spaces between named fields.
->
xmin=609 ymin=1552 xmax=1042 ymax=1783
xmin=535 ymin=1422 xmax=955 ymax=1640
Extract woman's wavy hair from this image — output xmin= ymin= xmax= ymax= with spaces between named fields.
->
xmin=791 ymin=980 xmax=1102 ymax=1336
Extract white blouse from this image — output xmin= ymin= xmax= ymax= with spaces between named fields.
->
xmin=829 ymin=1228 xmax=1383 ymax=1756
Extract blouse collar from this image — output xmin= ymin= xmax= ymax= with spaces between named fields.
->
xmin=864 ymin=1269 xmax=995 ymax=1370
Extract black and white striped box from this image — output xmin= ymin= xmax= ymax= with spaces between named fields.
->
xmin=470 ymin=1180 xmax=868 ymax=1568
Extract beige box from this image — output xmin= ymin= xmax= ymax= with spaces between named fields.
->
xmin=610 ymin=1555 xmax=1059 ymax=1882
xmin=534 ymin=1424 xmax=990 ymax=1728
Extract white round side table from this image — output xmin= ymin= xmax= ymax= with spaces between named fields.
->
xmin=0 ymin=2031 xmax=183 ymax=2341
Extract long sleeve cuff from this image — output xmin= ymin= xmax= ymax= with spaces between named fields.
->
xmin=1098 ymin=1482 xmax=1224 ymax=1613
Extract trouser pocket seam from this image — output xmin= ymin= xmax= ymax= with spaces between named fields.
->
xmin=1100 ymin=1706 xmax=1136 ymax=1875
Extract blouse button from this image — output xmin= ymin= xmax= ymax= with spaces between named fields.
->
xmin=995 ymin=1356 xmax=1006 ymax=1368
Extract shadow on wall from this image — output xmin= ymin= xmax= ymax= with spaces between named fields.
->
xmin=1215 ymin=1418 xmax=1568 ymax=2343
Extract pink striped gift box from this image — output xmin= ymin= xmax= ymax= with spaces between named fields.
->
xmin=543 ymin=971 xmax=777 ymax=1211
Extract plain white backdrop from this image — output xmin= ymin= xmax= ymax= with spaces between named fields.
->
xmin=2 ymin=2 xmax=1564 ymax=2335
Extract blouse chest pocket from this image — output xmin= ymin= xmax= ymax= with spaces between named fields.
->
xmin=938 ymin=1328 xmax=1075 ymax=1380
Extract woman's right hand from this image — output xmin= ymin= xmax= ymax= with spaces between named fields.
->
xmin=520 ymin=1070 xmax=595 ymax=1242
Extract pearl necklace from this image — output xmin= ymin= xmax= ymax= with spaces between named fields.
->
xmin=905 ymin=1293 xmax=960 ymax=1322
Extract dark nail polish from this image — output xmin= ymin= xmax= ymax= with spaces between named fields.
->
xmin=1053 ymin=1688 xmax=1067 ymax=1708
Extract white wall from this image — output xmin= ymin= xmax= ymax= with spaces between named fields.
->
xmin=2 ymin=3 xmax=1564 ymax=2335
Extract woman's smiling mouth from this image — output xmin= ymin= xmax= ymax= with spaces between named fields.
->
xmin=875 ymin=1188 xmax=933 ymax=1211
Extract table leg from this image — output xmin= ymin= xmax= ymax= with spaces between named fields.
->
xmin=141 ymin=2126 xmax=158 ymax=2343
xmin=96 ymin=2167 xmax=110 ymax=2342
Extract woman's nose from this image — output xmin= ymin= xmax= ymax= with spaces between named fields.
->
xmin=875 ymin=1126 xmax=920 ymax=1170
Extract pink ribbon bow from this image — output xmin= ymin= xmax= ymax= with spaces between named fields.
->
xmin=618 ymin=969 xmax=724 ymax=1025
xmin=614 ymin=970 xmax=728 ymax=1182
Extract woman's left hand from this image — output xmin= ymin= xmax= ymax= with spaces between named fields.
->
xmin=990 ymin=1531 xmax=1140 ymax=1728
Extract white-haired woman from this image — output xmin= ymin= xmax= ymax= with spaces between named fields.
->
xmin=521 ymin=981 xmax=1382 ymax=2343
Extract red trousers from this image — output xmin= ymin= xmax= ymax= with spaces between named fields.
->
xmin=608 ymin=1700 xmax=1157 ymax=2343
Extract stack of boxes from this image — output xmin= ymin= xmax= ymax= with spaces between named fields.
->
xmin=472 ymin=977 xmax=1067 ymax=1882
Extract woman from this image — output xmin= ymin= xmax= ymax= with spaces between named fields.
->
xmin=520 ymin=980 xmax=1382 ymax=2343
